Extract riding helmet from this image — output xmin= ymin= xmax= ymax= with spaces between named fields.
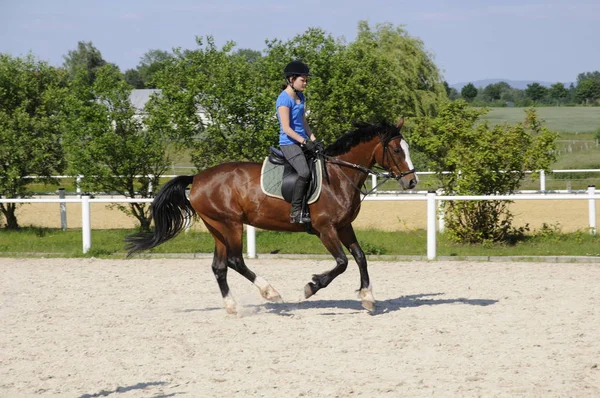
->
xmin=283 ymin=60 xmax=310 ymax=77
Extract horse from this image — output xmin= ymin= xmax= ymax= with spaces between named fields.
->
xmin=125 ymin=118 xmax=418 ymax=313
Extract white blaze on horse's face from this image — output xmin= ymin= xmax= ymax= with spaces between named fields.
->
xmin=399 ymin=139 xmax=418 ymax=190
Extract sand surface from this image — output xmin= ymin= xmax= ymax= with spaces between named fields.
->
xmin=1 ymin=257 xmax=599 ymax=397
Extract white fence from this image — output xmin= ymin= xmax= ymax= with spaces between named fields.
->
xmin=25 ymin=169 xmax=600 ymax=194
xmin=1 ymin=187 xmax=597 ymax=259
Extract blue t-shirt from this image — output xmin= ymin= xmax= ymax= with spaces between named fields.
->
xmin=276 ymin=90 xmax=306 ymax=146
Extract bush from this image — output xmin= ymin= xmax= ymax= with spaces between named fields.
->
xmin=411 ymin=102 xmax=558 ymax=244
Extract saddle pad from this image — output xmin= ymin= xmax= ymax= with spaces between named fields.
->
xmin=260 ymin=157 xmax=323 ymax=204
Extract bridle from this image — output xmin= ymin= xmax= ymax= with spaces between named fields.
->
xmin=378 ymin=135 xmax=417 ymax=180
xmin=318 ymin=133 xmax=416 ymax=196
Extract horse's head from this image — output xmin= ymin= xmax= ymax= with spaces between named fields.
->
xmin=375 ymin=118 xmax=418 ymax=190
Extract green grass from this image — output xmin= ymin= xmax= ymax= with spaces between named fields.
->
xmin=481 ymin=107 xmax=600 ymax=134
xmin=0 ymin=228 xmax=598 ymax=258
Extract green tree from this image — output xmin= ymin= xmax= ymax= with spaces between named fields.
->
xmin=524 ymin=83 xmax=548 ymax=102
xmin=575 ymin=79 xmax=600 ymax=104
xmin=124 ymin=68 xmax=144 ymax=88
xmin=62 ymin=41 xmax=107 ymax=85
xmin=315 ymin=21 xmax=445 ymax=141
xmin=0 ymin=54 xmax=67 ymax=229
xmin=410 ymin=101 xmax=558 ymax=243
xmin=147 ymin=23 xmax=446 ymax=169
xmin=443 ymin=81 xmax=459 ymax=101
xmin=548 ymin=82 xmax=569 ymax=105
xmin=148 ymin=36 xmax=277 ymax=169
xmin=461 ymin=83 xmax=478 ymax=102
xmin=235 ymin=48 xmax=262 ymax=63
xmin=137 ymin=49 xmax=173 ymax=88
xmin=62 ymin=64 xmax=171 ymax=230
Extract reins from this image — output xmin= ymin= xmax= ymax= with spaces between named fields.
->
xmin=317 ymin=134 xmax=416 ymax=197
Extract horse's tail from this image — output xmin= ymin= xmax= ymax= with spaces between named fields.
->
xmin=125 ymin=175 xmax=195 ymax=257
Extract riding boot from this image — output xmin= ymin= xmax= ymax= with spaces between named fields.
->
xmin=290 ymin=177 xmax=308 ymax=224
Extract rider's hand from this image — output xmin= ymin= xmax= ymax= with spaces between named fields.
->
xmin=302 ymin=139 xmax=317 ymax=152
xmin=314 ymin=141 xmax=325 ymax=152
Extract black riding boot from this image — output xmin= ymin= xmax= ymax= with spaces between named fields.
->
xmin=290 ymin=177 xmax=308 ymax=224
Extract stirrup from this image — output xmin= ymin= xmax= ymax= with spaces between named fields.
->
xmin=300 ymin=212 xmax=311 ymax=223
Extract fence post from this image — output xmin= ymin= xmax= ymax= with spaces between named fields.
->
xmin=58 ymin=188 xmax=67 ymax=231
xmin=246 ymin=225 xmax=256 ymax=258
xmin=427 ymin=191 xmax=437 ymax=260
xmin=81 ymin=195 xmax=91 ymax=254
xmin=589 ymin=185 xmax=597 ymax=236
xmin=437 ymin=189 xmax=445 ymax=233
xmin=371 ymin=174 xmax=377 ymax=195
xmin=76 ymin=175 xmax=83 ymax=194
xmin=540 ymin=170 xmax=546 ymax=192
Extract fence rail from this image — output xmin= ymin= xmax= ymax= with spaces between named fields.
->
xmin=23 ymin=169 xmax=600 ymax=194
xmin=1 ymin=187 xmax=597 ymax=259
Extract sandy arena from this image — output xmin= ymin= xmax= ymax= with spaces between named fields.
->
xmin=1 ymin=257 xmax=599 ymax=397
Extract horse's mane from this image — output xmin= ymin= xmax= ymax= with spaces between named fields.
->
xmin=324 ymin=121 xmax=401 ymax=156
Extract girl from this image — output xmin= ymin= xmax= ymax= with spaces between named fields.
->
xmin=276 ymin=60 xmax=320 ymax=223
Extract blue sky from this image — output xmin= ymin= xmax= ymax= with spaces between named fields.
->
xmin=1 ymin=0 xmax=598 ymax=84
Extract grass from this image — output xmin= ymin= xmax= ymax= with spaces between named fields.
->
xmin=481 ymin=107 xmax=600 ymax=134
xmin=0 ymin=228 xmax=598 ymax=258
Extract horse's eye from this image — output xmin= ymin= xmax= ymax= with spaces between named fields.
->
xmin=393 ymin=148 xmax=401 ymax=154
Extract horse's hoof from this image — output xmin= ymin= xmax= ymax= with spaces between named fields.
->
xmin=225 ymin=306 xmax=237 ymax=315
xmin=359 ymin=286 xmax=375 ymax=312
xmin=260 ymin=286 xmax=283 ymax=303
xmin=361 ymin=300 xmax=376 ymax=312
xmin=266 ymin=293 xmax=283 ymax=303
xmin=224 ymin=294 xmax=237 ymax=314
xmin=304 ymin=283 xmax=316 ymax=299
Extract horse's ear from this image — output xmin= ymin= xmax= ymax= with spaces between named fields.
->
xmin=396 ymin=116 xmax=405 ymax=129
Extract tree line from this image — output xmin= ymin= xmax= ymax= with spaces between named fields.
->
xmin=1 ymin=21 xmax=558 ymax=245
xmin=450 ymin=72 xmax=600 ymax=107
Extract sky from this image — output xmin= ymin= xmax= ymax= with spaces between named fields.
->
xmin=1 ymin=0 xmax=598 ymax=85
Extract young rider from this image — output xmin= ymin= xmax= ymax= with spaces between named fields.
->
xmin=276 ymin=60 xmax=320 ymax=224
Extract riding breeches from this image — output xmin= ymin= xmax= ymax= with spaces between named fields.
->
xmin=280 ymin=143 xmax=310 ymax=180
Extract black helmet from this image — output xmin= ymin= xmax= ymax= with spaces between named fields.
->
xmin=283 ymin=60 xmax=310 ymax=77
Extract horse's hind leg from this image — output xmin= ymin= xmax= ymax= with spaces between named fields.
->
xmin=210 ymin=240 xmax=237 ymax=314
xmin=225 ymin=224 xmax=282 ymax=303
xmin=204 ymin=218 xmax=282 ymax=308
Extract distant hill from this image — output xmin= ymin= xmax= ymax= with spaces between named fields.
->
xmin=450 ymin=79 xmax=574 ymax=91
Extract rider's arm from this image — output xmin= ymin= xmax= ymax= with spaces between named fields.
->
xmin=278 ymin=105 xmax=308 ymax=144
xmin=303 ymin=114 xmax=316 ymax=142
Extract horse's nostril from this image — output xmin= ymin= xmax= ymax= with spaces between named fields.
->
xmin=409 ymin=179 xmax=417 ymax=189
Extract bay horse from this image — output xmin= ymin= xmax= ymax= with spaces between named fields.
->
xmin=125 ymin=118 xmax=418 ymax=313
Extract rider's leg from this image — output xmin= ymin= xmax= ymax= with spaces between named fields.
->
xmin=280 ymin=144 xmax=311 ymax=224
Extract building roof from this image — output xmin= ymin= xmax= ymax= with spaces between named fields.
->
xmin=128 ymin=89 xmax=161 ymax=113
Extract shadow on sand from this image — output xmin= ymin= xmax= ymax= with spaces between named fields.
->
xmin=183 ymin=293 xmax=498 ymax=316
xmin=78 ymin=381 xmax=171 ymax=398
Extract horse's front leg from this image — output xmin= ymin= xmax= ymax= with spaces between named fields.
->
xmin=304 ymin=226 xmax=348 ymax=299
xmin=338 ymin=224 xmax=375 ymax=312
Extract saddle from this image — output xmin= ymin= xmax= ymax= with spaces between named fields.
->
xmin=260 ymin=147 xmax=322 ymax=205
